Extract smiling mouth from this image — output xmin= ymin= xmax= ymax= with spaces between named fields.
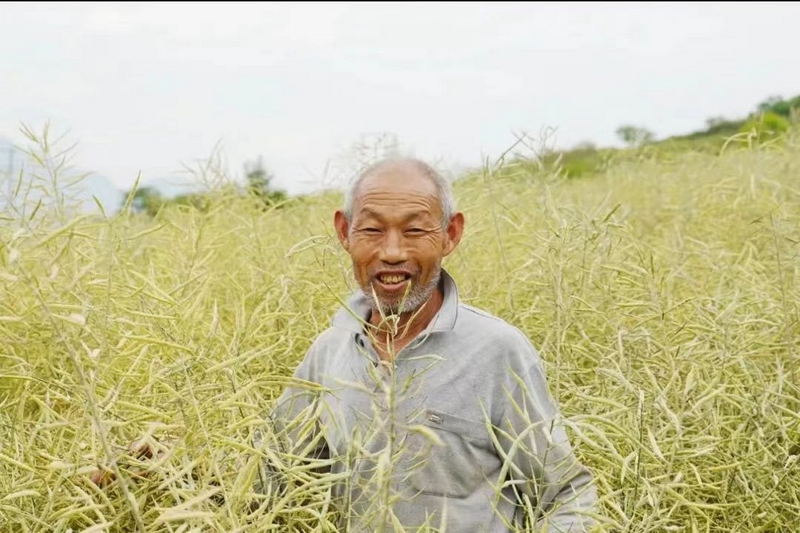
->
xmin=374 ymin=272 xmax=412 ymax=289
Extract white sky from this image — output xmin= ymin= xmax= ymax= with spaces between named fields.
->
xmin=2 ymin=2 xmax=799 ymax=196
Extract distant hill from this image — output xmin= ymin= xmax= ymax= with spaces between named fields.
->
xmin=0 ymin=136 xmax=209 ymax=217
xmin=528 ymin=93 xmax=800 ymax=180
xmin=3 ymin=92 xmax=798 ymax=217
xmin=0 ymin=136 xmax=120 ymax=216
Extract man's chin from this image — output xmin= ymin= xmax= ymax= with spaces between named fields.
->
xmin=374 ymin=300 xmax=412 ymax=317
xmin=366 ymin=294 xmax=422 ymax=317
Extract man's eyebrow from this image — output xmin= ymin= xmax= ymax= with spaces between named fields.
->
xmin=403 ymin=211 xmax=435 ymax=224
xmin=356 ymin=209 xmax=432 ymax=222
xmin=356 ymin=208 xmax=384 ymax=221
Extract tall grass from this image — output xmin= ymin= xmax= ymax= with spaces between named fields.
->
xmin=1 ymin=127 xmax=798 ymax=532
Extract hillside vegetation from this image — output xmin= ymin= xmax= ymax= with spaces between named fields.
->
xmin=534 ymin=93 xmax=800 ymax=181
xmin=1 ymin=114 xmax=799 ymax=532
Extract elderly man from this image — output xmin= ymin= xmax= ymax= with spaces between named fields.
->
xmin=269 ymin=157 xmax=598 ymax=532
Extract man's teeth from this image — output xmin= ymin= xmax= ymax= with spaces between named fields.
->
xmin=380 ymin=274 xmax=406 ymax=284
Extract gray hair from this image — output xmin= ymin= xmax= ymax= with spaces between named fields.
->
xmin=343 ymin=157 xmax=456 ymax=229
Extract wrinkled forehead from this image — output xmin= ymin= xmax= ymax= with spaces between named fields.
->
xmin=358 ymin=168 xmax=437 ymax=197
xmin=353 ymin=165 xmax=440 ymax=211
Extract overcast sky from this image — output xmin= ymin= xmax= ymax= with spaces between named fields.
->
xmin=2 ymin=2 xmax=799 ymax=196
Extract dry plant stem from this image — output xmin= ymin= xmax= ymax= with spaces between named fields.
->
xmin=1 ymin=125 xmax=798 ymax=532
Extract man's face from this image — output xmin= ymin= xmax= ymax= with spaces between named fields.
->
xmin=334 ymin=166 xmax=463 ymax=316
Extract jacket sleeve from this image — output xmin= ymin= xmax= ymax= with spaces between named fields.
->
xmin=494 ymin=338 xmax=599 ymax=532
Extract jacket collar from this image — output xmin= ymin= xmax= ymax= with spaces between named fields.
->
xmin=331 ymin=268 xmax=460 ymax=335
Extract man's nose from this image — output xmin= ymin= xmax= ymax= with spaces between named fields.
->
xmin=379 ymin=230 xmax=407 ymax=264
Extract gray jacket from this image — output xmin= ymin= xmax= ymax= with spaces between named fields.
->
xmin=266 ymin=269 xmax=598 ymax=532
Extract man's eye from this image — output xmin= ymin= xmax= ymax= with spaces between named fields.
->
xmin=363 ymin=228 xmax=381 ymax=233
xmin=406 ymin=228 xmax=425 ymax=234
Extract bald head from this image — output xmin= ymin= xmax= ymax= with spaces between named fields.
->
xmin=343 ymin=157 xmax=456 ymax=229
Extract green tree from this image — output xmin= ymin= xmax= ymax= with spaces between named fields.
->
xmin=244 ymin=157 xmax=287 ymax=209
xmin=739 ymin=111 xmax=790 ymax=142
xmin=172 ymin=191 xmax=211 ymax=212
xmin=125 ymin=186 xmax=164 ymax=217
xmin=756 ymin=94 xmax=800 ymax=120
xmin=615 ymin=125 xmax=655 ymax=148
xmin=757 ymin=95 xmax=785 ymax=114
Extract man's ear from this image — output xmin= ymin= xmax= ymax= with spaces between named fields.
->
xmin=334 ymin=210 xmax=351 ymax=251
xmin=442 ymin=212 xmax=465 ymax=257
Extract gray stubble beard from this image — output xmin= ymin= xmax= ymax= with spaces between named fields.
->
xmin=360 ymin=264 xmax=442 ymax=318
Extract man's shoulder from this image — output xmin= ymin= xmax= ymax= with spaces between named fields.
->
xmin=289 ymin=326 xmax=353 ymax=382
xmin=455 ymin=302 xmax=537 ymax=353
xmin=457 ymin=302 xmax=511 ymax=326
xmin=308 ymin=325 xmax=352 ymax=353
